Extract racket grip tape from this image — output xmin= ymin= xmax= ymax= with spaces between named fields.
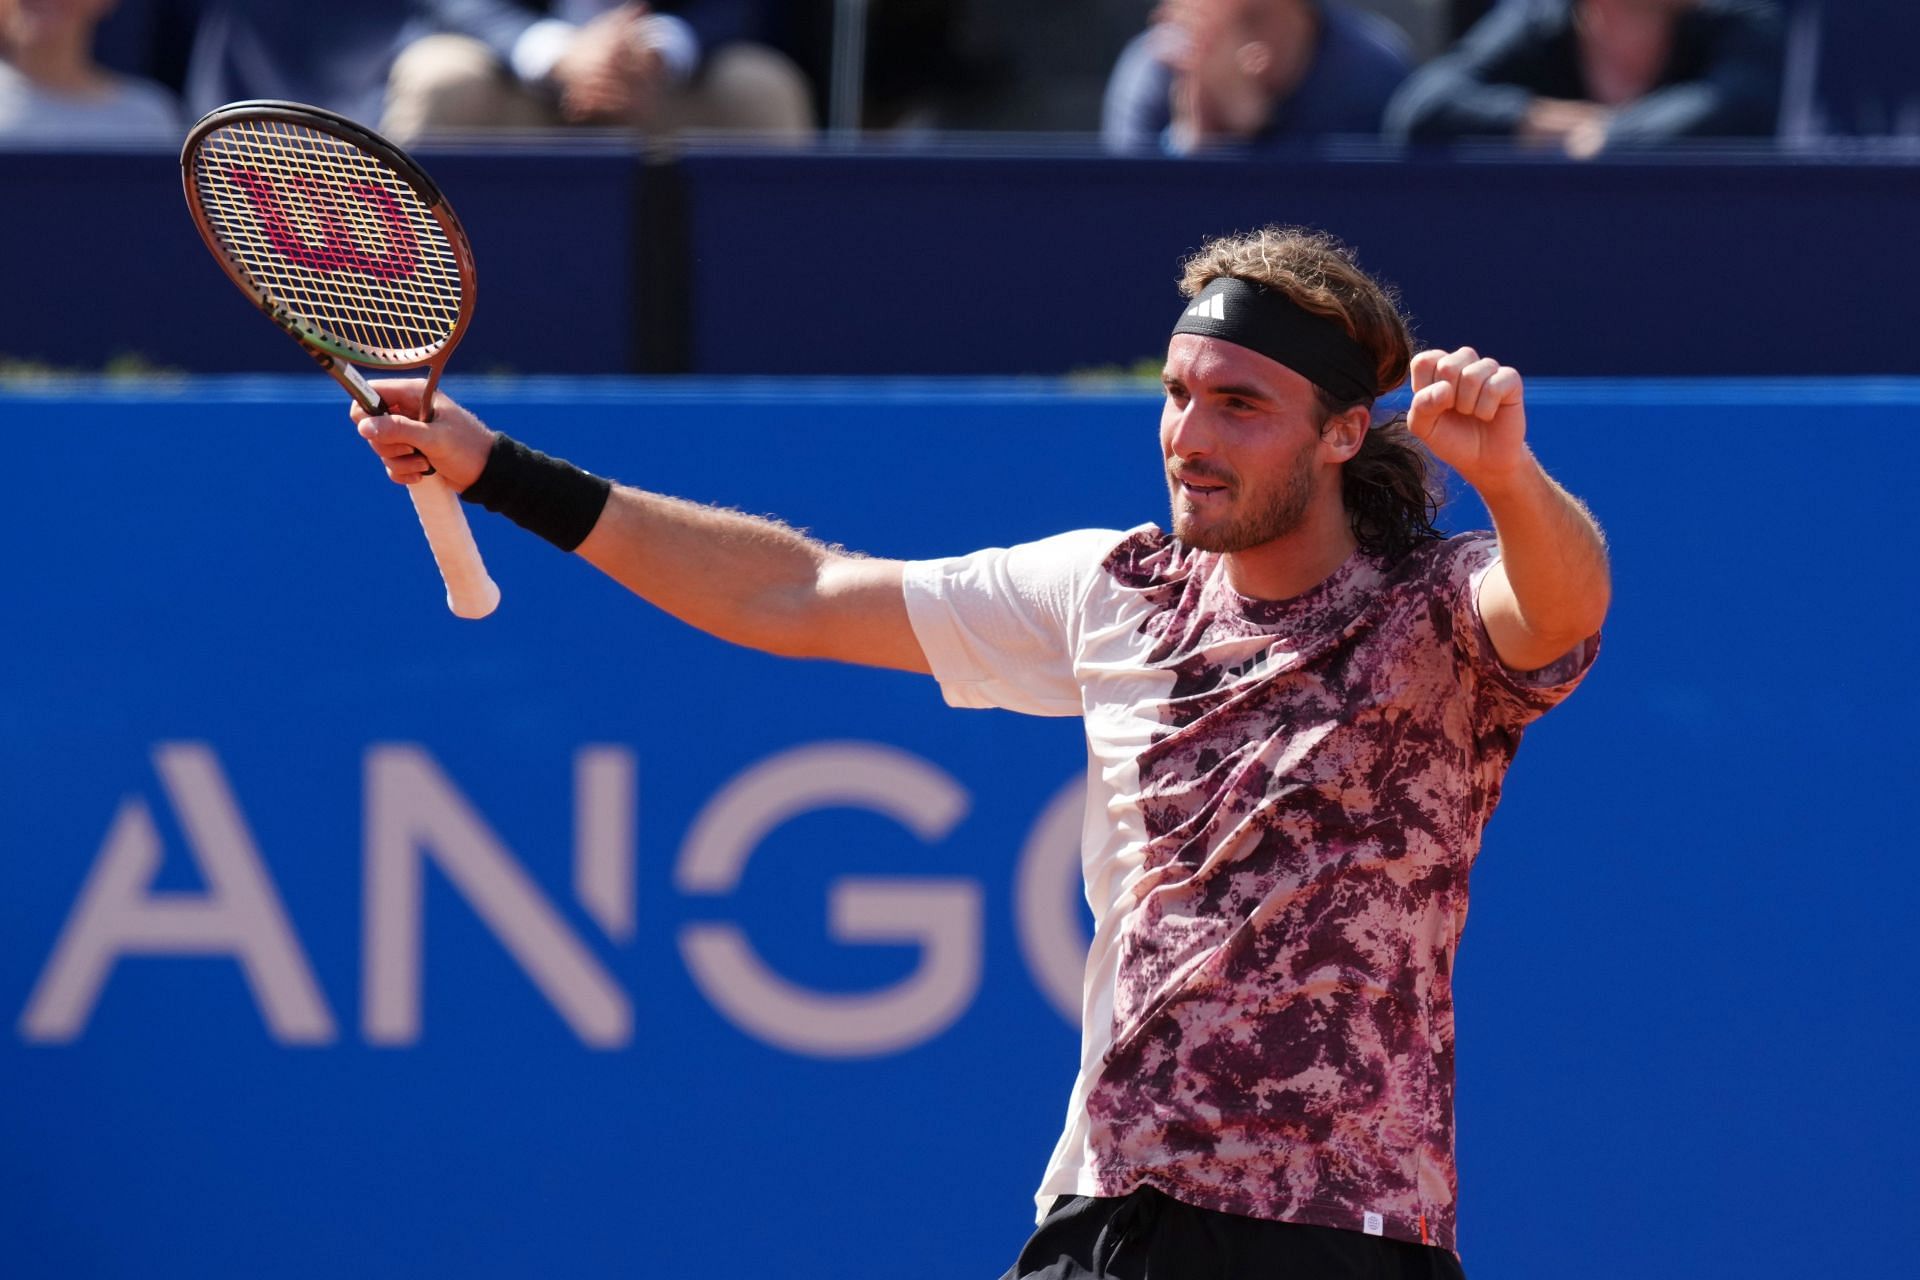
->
xmin=406 ymin=475 xmax=502 ymax=619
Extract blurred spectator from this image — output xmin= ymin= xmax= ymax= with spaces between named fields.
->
xmin=1104 ymin=0 xmax=1413 ymax=154
xmin=182 ymin=0 xmax=389 ymax=124
xmin=383 ymin=1 xmax=813 ymax=141
xmin=1385 ymin=0 xmax=1783 ymax=157
xmin=0 ymin=0 xmax=180 ymax=139
xmin=178 ymin=1 xmax=811 ymax=142
xmin=1353 ymin=0 xmax=1448 ymax=60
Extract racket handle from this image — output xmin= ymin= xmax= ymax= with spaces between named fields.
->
xmin=405 ymin=475 xmax=501 ymax=619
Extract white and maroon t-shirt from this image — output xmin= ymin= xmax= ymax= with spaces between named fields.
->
xmin=902 ymin=526 xmax=1597 ymax=1254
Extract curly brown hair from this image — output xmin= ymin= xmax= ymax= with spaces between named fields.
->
xmin=1178 ymin=226 xmax=1444 ymax=562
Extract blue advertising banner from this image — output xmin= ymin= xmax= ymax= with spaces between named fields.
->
xmin=3 ymin=378 xmax=1916 ymax=1279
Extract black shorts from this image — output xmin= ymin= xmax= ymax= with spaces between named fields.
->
xmin=1002 ymin=1185 xmax=1469 ymax=1280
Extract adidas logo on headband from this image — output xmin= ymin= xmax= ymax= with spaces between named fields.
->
xmin=1184 ymin=293 xmax=1226 ymax=321
xmin=1171 ymin=277 xmax=1375 ymax=403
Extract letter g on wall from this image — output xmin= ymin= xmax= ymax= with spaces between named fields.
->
xmin=674 ymin=743 xmax=982 ymax=1059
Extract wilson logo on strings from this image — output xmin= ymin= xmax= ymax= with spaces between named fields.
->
xmin=227 ymin=166 xmax=422 ymax=281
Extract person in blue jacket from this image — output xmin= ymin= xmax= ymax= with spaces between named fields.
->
xmin=1103 ymin=0 xmax=1414 ymax=155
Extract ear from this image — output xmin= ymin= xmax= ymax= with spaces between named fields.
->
xmin=1320 ymin=406 xmax=1370 ymax=462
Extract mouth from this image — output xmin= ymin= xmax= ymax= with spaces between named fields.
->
xmin=1175 ymin=474 xmax=1231 ymax=503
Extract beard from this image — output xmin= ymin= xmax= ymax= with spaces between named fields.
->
xmin=1169 ymin=434 xmax=1319 ymax=553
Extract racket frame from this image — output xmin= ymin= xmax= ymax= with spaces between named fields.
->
xmin=181 ymin=99 xmax=477 ymax=418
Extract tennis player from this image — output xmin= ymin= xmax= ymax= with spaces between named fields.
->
xmin=357 ymin=226 xmax=1608 ymax=1280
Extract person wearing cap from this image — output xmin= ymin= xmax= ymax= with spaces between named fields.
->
xmin=353 ymin=224 xmax=1610 ymax=1279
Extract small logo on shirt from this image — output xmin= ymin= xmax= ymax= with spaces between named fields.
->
xmin=1223 ymin=646 xmax=1282 ymax=683
xmin=1184 ymin=293 xmax=1225 ymax=321
xmin=1363 ymin=1211 xmax=1385 ymax=1237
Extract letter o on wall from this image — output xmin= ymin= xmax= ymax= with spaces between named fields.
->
xmin=1014 ymin=777 xmax=1091 ymax=1028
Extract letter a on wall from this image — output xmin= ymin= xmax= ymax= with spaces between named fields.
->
xmin=18 ymin=744 xmax=336 ymax=1044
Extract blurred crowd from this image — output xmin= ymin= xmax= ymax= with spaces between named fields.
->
xmin=0 ymin=0 xmax=1910 ymax=153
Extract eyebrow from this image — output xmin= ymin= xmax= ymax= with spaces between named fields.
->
xmin=1161 ymin=372 xmax=1273 ymax=399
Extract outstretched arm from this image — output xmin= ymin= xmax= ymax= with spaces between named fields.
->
xmin=1406 ymin=348 xmax=1610 ymax=672
xmin=576 ymin=487 xmax=927 ymax=670
xmin=355 ymin=379 xmax=931 ymax=674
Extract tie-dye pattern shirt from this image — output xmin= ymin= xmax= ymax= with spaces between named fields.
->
xmin=902 ymin=527 xmax=1597 ymax=1255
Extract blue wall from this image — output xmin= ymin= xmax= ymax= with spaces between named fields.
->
xmin=2 ymin=378 xmax=1916 ymax=1278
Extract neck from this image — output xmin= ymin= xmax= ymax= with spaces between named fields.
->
xmin=1221 ymin=485 xmax=1359 ymax=601
xmin=3 ymin=21 xmax=104 ymax=94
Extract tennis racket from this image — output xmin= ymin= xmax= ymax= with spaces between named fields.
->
xmin=181 ymin=99 xmax=500 ymax=619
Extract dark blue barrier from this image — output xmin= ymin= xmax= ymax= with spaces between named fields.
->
xmin=2 ymin=376 xmax=1917 ymax=1279
xmin=679 ymin=147 xmax=1920 ymax=379
xmin=5 ymin=144 xmax=1918 ymax=378
xmin=0 ymin=146 xmax=641 ymax=375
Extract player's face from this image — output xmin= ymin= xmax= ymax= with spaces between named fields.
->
xmin=1159 ymin=334 xmax=1329 ymax=553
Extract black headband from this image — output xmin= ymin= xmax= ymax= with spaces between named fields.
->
xmin=1171 ymin=276 xmax=1377 ymax=405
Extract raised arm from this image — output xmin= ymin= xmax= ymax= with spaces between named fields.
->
xmin=1405 ymin=348 xmax=1611 ymax=672
xmin=354 ymin=380 xmax=931 ymax=674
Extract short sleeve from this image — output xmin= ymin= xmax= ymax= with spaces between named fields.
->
xmin=1444 ymin=535 xmax=1600 ymax=728
xmin=902 ymin=528 xmax=1126 ymax=717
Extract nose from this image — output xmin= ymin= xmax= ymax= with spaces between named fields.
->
xmin=1163 ymin=399 xmax=1216 ymax=460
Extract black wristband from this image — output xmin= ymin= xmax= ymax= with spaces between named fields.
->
xmin=459 ymin=433 xmax=613 ymax=552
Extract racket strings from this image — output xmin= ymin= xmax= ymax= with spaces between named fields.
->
xmin=190 ymin=118 xmax=465 ymax=363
